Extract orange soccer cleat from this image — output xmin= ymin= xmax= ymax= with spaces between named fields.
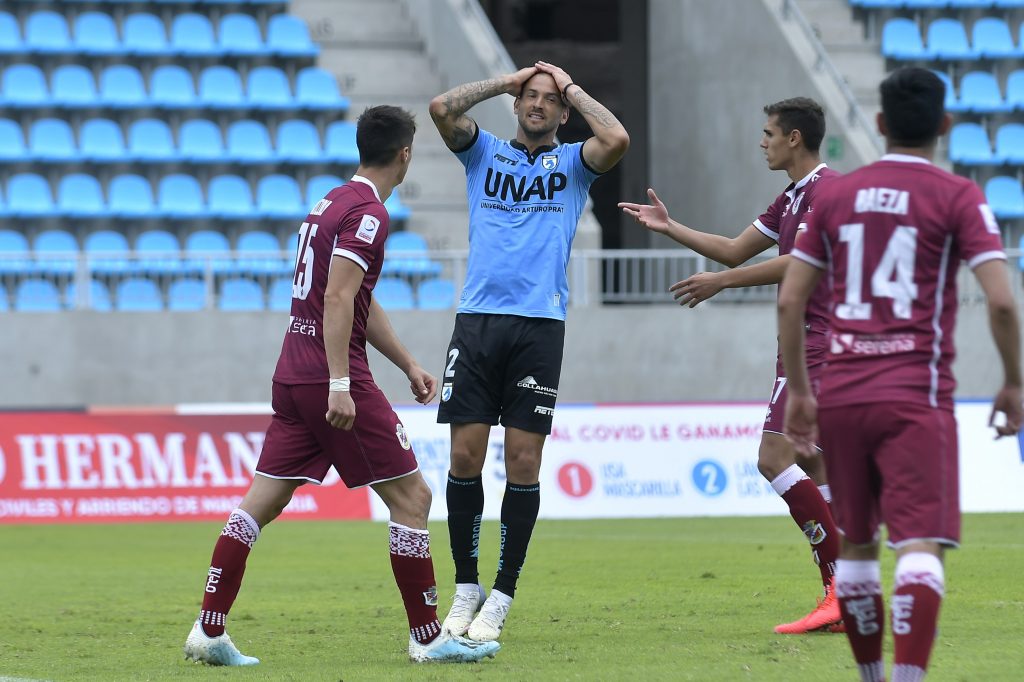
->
xmin=774 ymin=580 xmax=843 ymax=634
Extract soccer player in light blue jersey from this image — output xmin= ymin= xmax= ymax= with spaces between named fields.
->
xmin=428 ymin=61 xmax=629 ymax=642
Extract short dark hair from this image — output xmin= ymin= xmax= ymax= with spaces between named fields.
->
xmin=763 ymin=97 xmax=826 ymax=152
xmin=356 ymin=105 xmax=416 ymax=167
xmin=879 ymin=67 xmax=945 ymax=147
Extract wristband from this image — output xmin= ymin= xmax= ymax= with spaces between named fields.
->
xmin=561 ymin=82 xmax=576 ymax=99
xmin=329 ymin=377 xmax=351 ymax=392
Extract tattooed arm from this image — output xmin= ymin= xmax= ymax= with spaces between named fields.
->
xmin=535 ymin=61 xmax=629 ymax=173
xmin=428 ymin=67 xmax=539 ymax=152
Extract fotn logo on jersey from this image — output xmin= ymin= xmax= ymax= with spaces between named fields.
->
xmin=484 ymin=168 xmax=567 ymax=203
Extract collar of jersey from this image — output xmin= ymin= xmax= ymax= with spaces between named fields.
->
xmin=784 ymin=162 xmax=828 ymax=202
xmin=350 ymin=174 xmax=382 ymax=202
xmin=880 ymin=153 xmax=932 ymax=165
xmin=509 ymin=140 xmax=558 ymax=164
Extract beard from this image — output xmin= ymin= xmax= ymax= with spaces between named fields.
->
xmin=519 ymin=113 xmax=559 ymax=138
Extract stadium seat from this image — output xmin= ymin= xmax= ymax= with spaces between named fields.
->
xmin=109 ymin=174 xmax=156 ymax=217
xmin=116 ymin=277 xmax=164 ymax=311
xmin=227 ymin=120 xmax=274 ymax=162
xmin=168 ymin=278 xmax=208 ymax=311
xmin=927 ymin=19 xmax=978 ymax=60
xmin=179 ymin=119 xmax=225 ymax=163
xmin=15 ymin=278 xmax=63 ymax=312
xmin=1007 ymin=70 xmax=1024 ymax=111
xmin=29 ymin=119 xmax=77 ymax=162
xmin=383 ymin=231 xmax=441 ymax=277
xmin=237 ymin=230 xmax=289 ymax=275
xmin=0 ymin=118 xmax=25 ymax=160
xmin=0 ymin=229 xmax=33 ymax=274
xmin=7 ymin=173 xmax=55 ymax=215
xmin=959 ymin=72 xmax=1011 ymax=114
xmin=128 ymin=118 xmax=177 ymax=162
xmin=373 ymin=277 xmax=415 ymax=310
xmin=66 ymin=278 xmax=113 ymax=311
xmin=219 ymin=13 xmax=265 ymax=56
xmin=949 ymin=122 xmax=995 ymax=165
xmin=208 ymin=174 xmax=254 ymax=217
xmin=219 ymin=277 xmax=264 ymax=310
xmin=34 ymin=229 xmax=79 ymax=276
xmin=972 ymin=17 xmax=1019 ymax=59
xmin=58 ymin=174 xmax=106 ymax=218
xmin=25 ymin=11 xmax=71 ymax=54
xmin=931 ymin=70 xmax=965 ymax=114
xmin=2 ymin=64 xmax=50 ymax=107
xmin=416 ymin=278 xmax=456 ymax=309
xmin=0 ymin=11 xmax=22 ymax=55
xmin=307 ymin=174 xmax=343 ymax=207
xmin=296 ymin=67 xmax=349 ymax=111
xmin=325 ymin=121 xmax=360 ymax=164
xmin=186 ymin=230 xmax=234 ymax=275
xmin=276 ymin=119 xmax=322 ymax=162
xmin=996 ymin=123 xmax=1024 ymax=164
xmin=84 ymin=229 xmax=132 ymax=275
xmin=158 ymin=174 xmax=207 ymax=218
xmin=52 ymin=64 xmax=99 ymax=108
xmin=74 ymin=11 xmax=122 ymax=55
xmin=385 ymin=193 xmax=411 ymax=222
xmin=171 ymin=13 xmax=222 ymax=56
xmin=100 ymin=65 xmax=147 ymax=108
xmin=985 ymin=176 xmax=1024 ymax=218
xmin=882 ymin=18 xmax=928 ymax=60
xmin=247 ymin=66 xmax=293 ymax=110
xmin=136 ymin=229 xmax=182 ymax=275
xmin=950 ymin=0 xmax=997 ymax=7
xmin=124 ymin=13 xmax=169 ymax=56
xmin=268 ymin=276 xmax=293 ymax=311
xmin=199 ymin=66 xmax=246 ymax=110
xmin=80 ymin=118 xmax=127 ymax=162
xmin=267 ymin=14 xmax=318 ymax=58
xmin=256 ymin=174 xmax=305 ymax=218
xmin=151 ymin=65 xmax=197 ymax=109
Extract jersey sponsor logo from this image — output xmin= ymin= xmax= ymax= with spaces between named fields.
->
xmin=830 ymin=333 xmax=915 ymax=356
xmin=422 ymin=586 xmax=438 ymax=606
xmin=494 ymin=152 xmax=518 ymax=166
xmin=483 ymin=168 xmax=567 ymax=203
xmin=441 ymin=383 xmax=453 ymax=402
xmin=310 ymin=198 xmax=333 ymax=216
xmin=534 ymin=405 xmax=555 ymax=416
xmin=854 ymin=187 xmax=909 ymax=215
xmin=396 ymin=423 xmax=411 ymax=450
xmin=288 ymin=315 xmax=318 ymax=337
xmin=355 ymin=214 xmax=380 ymax=244
xmin=517 ymin=375 xmax=558 ymax=397
xmin=541 ymin=154 xmax=558 ymax=170
xmin=801 ymin=520 xmax=827 ymax=545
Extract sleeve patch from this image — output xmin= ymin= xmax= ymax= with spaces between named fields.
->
xmin=978 ymin=204 xmax=999 ymax=235
xmin=355 ymin=214 xmax=381 ymax=244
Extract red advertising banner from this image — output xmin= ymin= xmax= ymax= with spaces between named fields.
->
xmin=0 ymin=411 xmax=372 ymax=524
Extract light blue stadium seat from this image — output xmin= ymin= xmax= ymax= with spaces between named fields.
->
xmin=34 ymin=229 xmax=79 ymax=276
xmin=0 ymin=118 xmax=25 ymax=161
xmin=0 ymin=230 xmax=33 ymax=274
xmin=268 ymin=276 xmax=293 ymax=311
xmin=959 ymin=71 xmax=1011 ymax=114
xmin=199 ymin=65 xmax=245 ymax=109
xmin=949 ymin=122 xmax=995 ymax=165
xmin=136 ymin=229 xmax=182 ymax=275
xmin=186 ymin=229 xmax=234 ymax=275
xmin=30 ymin=118 xmax=78 ymax=162
xmin=66 ymin=278 xmax=113 ymax=311
xmin=168 ymin=278 xmax=208 ymax=311
xmin=996 ymin=0 xmax=1024 ymax=7
xmin=373 ymin=277 xmax=415 ymax=310
xmin=208 ymin=174 xmax=254 ymax=218
xmin=277 ymin=119 xmax=321 ymax=162
xmin=109 ymin=174 xmax=156 ymax=217
xmin=3 ymin=64 xmax=50 ymax=107
xmin=124 ymin=13 xmax=169 ymax=56
xmin=84 ymin=229 xmax=131 ymax=275
xmin=296 ymin=67 xmax=348 ymax=111
xmin=248 ymin=66 xmax=293 ymax=109
xmin=383 ymin=231 xmax=441 ymax=277
xmin=1005 ymin=70 xmax=1024 ymax=111
xmin=74 ymin=11 xmax=122 ymax=54
xmin=227 ymin=120 xmax=273 ymax=162
xmin=171 ymin=13 xmax=222 ymax=56
xmin=151 ymin=65 xmax=196 ymax=109
xmin=237 ymin=230 xmax=289 ymax=275
xmin=16 ymin=278 xmax=63 ymax=312
xmin=416 ymin=278 xmax=455 ymax=310
xmin=385 ymin=193 xmax=411 ymax=222
xmin=325 ymin=121 xmax=360 ymax=164
xmin=306 ymin=174 xmax=343 ymax=207
xmin=179 ymin=119 xmax=225 ymax=163
xmin=950 ymin=0 xmax=996 ymax=7
xmin=0 ymin=11 xmax=22 ymax=55
xmin=903 ymin=0 xmax=950 ymax=8
xmin=972 ymin=17 xmax=1019 ymax=59
xmin=256 ymin=174 xmax=304 ymax=218
xmin=128 ymin=118 xmax=177 ymax=162
xmin=26 ymin=11 xmax=71 ymax=54
xmin=219 ymin=13 xmax=265 ymax=56
xmin=158 ymin=174 xmax=206 ymax=218
xmin=985 ymin=176 xmax=1024 ymax=218
xmin=267 ymin=14 xmax=318 ymax=58
xmin=116 ymin=277 xmax=163 ymax=311
xmin=996 ymin=123 xmax=1024 ymax=164
xmin=219 ymin=277 xmax=264 ymax=311
xmin=80 ymin=118 xmax=126 ymax=162
xmin=58 ymin=173 xmax=106 ymax=218
xmin=8 ymin=173 xmax=54 ymax=215
xmin=100 ymin=64 xmax=147 ymax=108
xmin=931 ymin=70 xmax=965 ymax=114
xmin=52 ymin=64 xmax=98 ymax=107
xmin=882 ymin=18 xmax=928 ymax=60
xmin=0 ymin=283 xmax=6 ymax=311
xmin=927 ymin=18 xmax=978 ymax=60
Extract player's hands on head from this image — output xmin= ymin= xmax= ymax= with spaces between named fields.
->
xmin=670 ymin=272 xmax=724 ymax=308
xmin=534 ymin=61 xmax=573 ymax=96
xmin=618 ymin=189 xmax=670 ymax=234
xmin=506 ymin=66 xmax=539 ymax=96
xmin=325 ymin=391 xmax=356 ymax=430
xmin=407 ymin=366 xmax=438 ymax=405
xmin=989 ymin=384 xmax=1023 ymax=438
xmin=783 ymin=392 xmax=819 ymax=457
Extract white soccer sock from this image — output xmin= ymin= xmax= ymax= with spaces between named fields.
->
xmin=769 ymin=464 xmax=808 ymax=497
xmin=894 ymin=552 xmax=945 ymax=597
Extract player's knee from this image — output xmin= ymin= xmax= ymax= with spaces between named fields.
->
xmin=756 ymin=444 xmax=794 ymax=481
xmin=449 ymin=446 xmax=485 ymax=477
xmin=505 ymin=446 xmax=542 ymax=481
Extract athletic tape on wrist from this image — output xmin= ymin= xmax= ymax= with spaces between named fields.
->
xmin=329 ymin=377 xmax=351 ymax=392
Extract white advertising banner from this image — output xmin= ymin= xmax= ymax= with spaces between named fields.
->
xmin=368 ymin=402 xmax=1024 ymax=521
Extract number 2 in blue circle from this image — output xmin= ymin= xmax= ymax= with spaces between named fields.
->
xmin=692 ymin=460 xmax=727 ymax=497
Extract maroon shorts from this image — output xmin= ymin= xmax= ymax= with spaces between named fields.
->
xmin=818 ymin=402 xmax=960 ymax=548
xmin=762 ymin=339 xmax=828 ymax=437
xmin=256 ymin=381 xmax=419 ymax=489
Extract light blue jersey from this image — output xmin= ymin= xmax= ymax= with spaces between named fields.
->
xmin=455 ymin=128 xmax=601 ymax=320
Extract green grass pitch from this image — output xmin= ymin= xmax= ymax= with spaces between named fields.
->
xmin=1 ymin=514 xmax=1021 ymax=681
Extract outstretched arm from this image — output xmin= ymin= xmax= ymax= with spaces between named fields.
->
xmin=366 ymin=296 xmax=437 ymax=405
xmin=671 ymin=255 xmax=790 ymax=308
xmin=428 ymin=67 xmax=539 ymax=151
xmin=535 ymin=61 xmax=629 ymax=173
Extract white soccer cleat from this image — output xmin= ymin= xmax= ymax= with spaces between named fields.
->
xmin=408 ymin=629 xmax=500 ymax=663
xmin=467 ymin=592 xmax=511 ymax=642
xmin=442 ymin=583 xmax=487 ymax=636
xmin=183 ymin=621 xmax=260 ymax=666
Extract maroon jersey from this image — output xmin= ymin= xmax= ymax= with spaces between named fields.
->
xmin=273 ymin=176 xmax=390 ymax=385
xmin=793 ymin=154 xmax=1006 ymax=410
xmin=755 ymin=163 xmax=840 ymax=335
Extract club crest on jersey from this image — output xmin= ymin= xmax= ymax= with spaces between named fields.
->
xmin=396 ymin=423 xmax=411 ymax=450
xmin=541 ymin=154 xmax=558 ymax=170
xmin=356 ymin=214 xmax=380 ymax=244
xmin=802 ymin=520 xmax=827 ymax=545
xmin=441 ymin=383 xmax=453 ymax=402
